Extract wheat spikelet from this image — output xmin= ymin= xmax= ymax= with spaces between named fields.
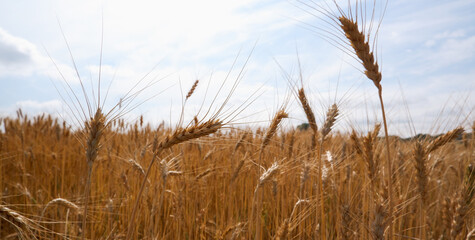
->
xmin=363 ymin=129 xmax=379 ymax=183
xmin=261 ymin=110 xmax=288 ymax=153
xmin=85 ymin=108 xmax=105 ymax=164
xmin=185 ymin=79 xmax=199 ymax=100
xmin=232 ymin=132 xmax=248 ymax=157
xmin=321 ymin=104 xmax=339 ymax=140
xmin=230 ymin=158 xmax=245 ymax=184
xmin=298 ymin=88 xmax=318 ymax=134
xmin=202 ymin=148 xmax=215 ymax=161
xmin=426 ymin=127 xmax=464 ymax=154
xmin=413 ymin=141 xmax=428 ymax=203
xmin=275 ymin=218 xmax=290 ymax=240
xmin=372 ymin=123 xmax=382 ymax=139
xmin=41 ymin=198 xmax=81 ymax=217
xmin=338 ymin=17 xmax=381 ymax=90
xmin=287 ymin=130 xmax=295 ymax=159
xmin=220 ymin=222 xmax=244 ymax=240
xmin=154 ymin=119 xmax=223 ymax=153
xmin=126 ymin=158 xmax=146 ymax=177
xmin=196 ymin=168 xmax=214 ymax=180
xmin=442 ymin=197 xmax=454 ymax=238
xmin=350 ymin=130 xmax=363 ymax=155
xmin=257 ymin=162 xmax=280 ymax=188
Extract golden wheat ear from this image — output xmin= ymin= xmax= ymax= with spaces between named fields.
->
xmin=338 ymin=17 xmax=382 ymax=89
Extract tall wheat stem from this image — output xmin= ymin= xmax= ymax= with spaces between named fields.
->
xmin=377 ymin=88 xmax=393 ymax=240
xmin=339 ymin=15 xmax=393 ymax=239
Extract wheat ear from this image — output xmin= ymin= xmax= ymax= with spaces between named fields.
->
xmin=41 ymin=198 xmax=81 ymax=217
xmin=298 ymin=88 xmax=318 ymax=134
xmin=426 ymin=127 xmax=464 ymax=154
xmin=185 ymin=79 xmax=199 ymax=100
xmin=260 ymin=110 xmax=288 ymax=155
xmin=339 ymin=17 xmax=381 ymax=89
xmin=320 ymin=104 xmax=339 ymax=141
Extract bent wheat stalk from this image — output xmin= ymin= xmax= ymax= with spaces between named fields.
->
xmin=126 ymin=119 xmax=223 ymax=240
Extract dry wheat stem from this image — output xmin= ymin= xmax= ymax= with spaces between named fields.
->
xmin=82 ymin=108 xmax=105 ymax=240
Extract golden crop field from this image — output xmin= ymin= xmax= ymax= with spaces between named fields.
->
xmin=1 ymin=107 xmax=474 ymax=239
xmin=1 ymin=0 xmax=474 ymax=240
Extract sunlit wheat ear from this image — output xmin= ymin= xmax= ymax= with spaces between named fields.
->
xmin=413 ymin=141 xmax=428 ymax=203
xmin=185 ymin=79 xmax=199 ymax=101
xmin=41 ymin=198 xmax=81 ymax=218
xmin=298 ymin=88 xmax=318 ymax=135
xmin=321 ymin=103 xmax=339 ymax=141
xmin=339 ymin=17 xmax=382 ymax=90
xmin=154 ymin=119 xmax=223 ymax=153
xmin=260 ymin=110 xmax=288 ymax=154
xmin=425 ymin=127 xmax=464 ymax=154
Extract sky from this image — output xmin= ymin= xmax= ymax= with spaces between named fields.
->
xmin=0 ymin=0 xmax=474 ymax=137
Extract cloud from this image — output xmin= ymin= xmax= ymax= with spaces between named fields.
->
xmin=0 ymin=100 xmax=63 ymax=118
xmin=0 ymin=28 xmax=39 ymax=74
xmin=0 ymin=29 xmax=33 ymax=66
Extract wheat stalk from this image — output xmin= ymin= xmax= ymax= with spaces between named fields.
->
xmin=126 ymin=119 xmax=223 ymax=240
xmin=338 ymin=15 xmax=393 ymax=239
xmin=82 ymin=108 xmax=105 ymax=240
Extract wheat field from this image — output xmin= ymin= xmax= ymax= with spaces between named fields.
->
xmin=1 ymin=0 xmax=474 ymax=239
xmin=0 ymin=108 xmax=473 ymax=239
